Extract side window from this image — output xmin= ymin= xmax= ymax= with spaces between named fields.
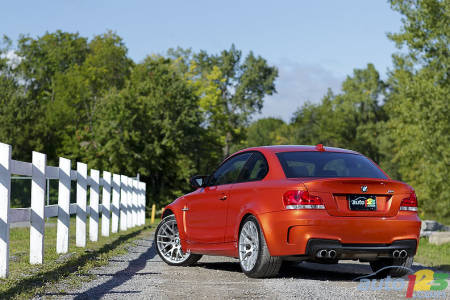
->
xmin=208 ymin=153 xmax=252 ymax=186
xmin=239 ymin=152 xmax=269 ymax=182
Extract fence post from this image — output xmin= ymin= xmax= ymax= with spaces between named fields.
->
xmin=57 ymin=157 xmax=71 ymax=254
xmin=0 ymin=143 xmax=11 ymax=278
xmin=143 ymin=182 xmax=147 ymax=225
xmin=101 ymin=171 xmax=111 ymax=237
xmin=89 ymin=169 xmax=99 ymax=242
xmin=132 ymin=179 xmax=138 ymax=227
xmin=128 ymin=178 xmax=133 ymax=228
xmin=141 ymin=182 xmax=145 ymax=225
xmin=127 ymin=177 xmax=133 ymax=228
xmin=30 ymin=151 xmax=46 ymax=264
xmin=76 ymin=162 xmax=87 ymax=247
xmin=139 ymin=182 xmax=144 ymax=225
xmin=120 ymin=175 xmax=128 ymax=231
xmin=111 ymin=174 xmax=120 ymax=233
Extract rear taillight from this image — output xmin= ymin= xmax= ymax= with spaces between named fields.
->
xmin=400 ymin=192 xmax=418 ymax=212
xmin=283 ymin=190 xmax=325 ymax=210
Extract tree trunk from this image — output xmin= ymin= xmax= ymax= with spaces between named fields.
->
xmin=223 ymin=131 xmax=232 ymax=158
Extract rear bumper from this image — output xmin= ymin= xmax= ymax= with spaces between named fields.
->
xmin=257 ymin=210 xmax=421 ymax=257
xmin=305 ymin=239 xmax=417 ymax=260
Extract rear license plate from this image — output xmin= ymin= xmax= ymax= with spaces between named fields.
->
xmin=348 ymin=194 xmax=377 ymax=211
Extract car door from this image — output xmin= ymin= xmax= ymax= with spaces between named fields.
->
xmin=225 ymin=152 xmax=269 ymax=242
xmin=185 ymin=152 xmax=252 ymax=244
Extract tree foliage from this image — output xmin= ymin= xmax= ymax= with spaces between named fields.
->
xmin=243 ymin=117 xmax=288 ymax=147
xmin=168 ymin=45 xmax=278 ymax=156
xmin=288 ymin=63 xmax=386 ymax=163
xmin=1 ymin=1 xmax=448 ymax=221
xmin=83 ymin=57 xmax=203 ymax=203
xmin=249 ymin=0 xmax=449 ymax=221
xmin=384 ymin=0 xmax=450 ymax=219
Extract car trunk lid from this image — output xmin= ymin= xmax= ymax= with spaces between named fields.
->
xmin=303 ymin=178 xmax=410 ymax=217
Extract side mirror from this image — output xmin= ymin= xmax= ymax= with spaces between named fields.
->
xmin=190 ymin=175 xmax=208 ymax=189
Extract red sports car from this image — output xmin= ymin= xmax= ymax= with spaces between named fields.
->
xmin=155 ymin=145 xmax=421 ymax=278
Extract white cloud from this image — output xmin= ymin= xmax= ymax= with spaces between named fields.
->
xmin=257 ymin=59 xmax=344 ymax=122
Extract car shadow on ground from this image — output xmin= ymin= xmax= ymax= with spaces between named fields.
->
xmin=196 ymin=261 xmax=243 ymax=273
xmin=196 ymin=260 xmax=428 ymax=282
xmin=196 ymin=260 xmax=368 ymax=281
xmin=279 ymin=261 xmax=373 ymax=281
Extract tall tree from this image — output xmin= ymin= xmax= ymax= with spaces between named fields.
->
xmin=49 ymin=31 xmax=133 ymax=162
xmin=384 ymin=0 xmax=449 ymax=219
xmin=290 ymin=64 xmax=386 ymax=162
xmin=388 ymin=0 xmax=449 ymax=75
xmin=244 ymin=117 xmax=288 ymax=147
xmin=15 ymin=31 xmax=89 ymax=102
xmin=6 ymin=31 xmax=90 ymax=162
xmin=4 ymin=31 xmax=133 ymax=164
xmin=0 ymin=36 xmax=44 ymax=161
xmin=169 ymin=45 xmax=278 ymax=157
xmin=84 ymin=56 xmax=204 ymax=205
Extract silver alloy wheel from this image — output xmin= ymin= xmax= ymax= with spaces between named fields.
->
xmin=156 ymin=218 xmax=190 ymax=264
xmin=239 ymin=220 xmax=260 ymax=271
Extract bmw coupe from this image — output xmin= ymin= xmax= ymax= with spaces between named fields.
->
xmin=155 ymin=145 xmax=421 ymax=278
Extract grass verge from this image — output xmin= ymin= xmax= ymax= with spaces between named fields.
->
xmin=415 ymin=237 xmax=450 ymax=271
xmin=0 ymin=217 xmax=155 ymax=299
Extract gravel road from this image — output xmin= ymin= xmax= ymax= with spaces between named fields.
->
xmin=40 ymin=234 xmax=450 ymax=300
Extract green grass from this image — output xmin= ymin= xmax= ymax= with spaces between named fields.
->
xmin=0 ymin=217 xmax=155 ymax=300
xmin=415 ymin=237 xmax=450 ymax=271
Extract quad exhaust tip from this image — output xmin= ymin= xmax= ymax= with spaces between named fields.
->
xmin=393 ymin=249 xmax=408 ymax=258
xmin=317 ymin=249 xmax=328 ymax=258
xmin=316 ymin=249 xmax=337 ymax=259
xmin=327 ymin=249 xmax=337 ymax=259
xmin=316 ymin=249 xmax=408 ymax=259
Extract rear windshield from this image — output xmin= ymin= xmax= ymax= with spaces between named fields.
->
xmin=276 ymin=151 xmax=387 ymax=179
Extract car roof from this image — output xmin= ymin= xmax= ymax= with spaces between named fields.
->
xmin=238 ymin=145 xmax=361 ymax=155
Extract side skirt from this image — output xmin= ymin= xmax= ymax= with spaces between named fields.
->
xmin=184 ymin=240 xmax=238 ymax=257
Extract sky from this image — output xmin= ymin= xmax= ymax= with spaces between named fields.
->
xmin=0 ymin=0 xmax=403 ymax=122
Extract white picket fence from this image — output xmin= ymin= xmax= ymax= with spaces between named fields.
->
xmin=0 ymin=142 xmax=147 ymax=278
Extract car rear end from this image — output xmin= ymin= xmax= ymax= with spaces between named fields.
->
xmin=259 ymin=147 xmax=421 ymax=264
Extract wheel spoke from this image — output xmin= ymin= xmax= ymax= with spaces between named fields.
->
xmin=157 ymin=234 xmax=171 ymax=239
xmin=156 ymin=218 xmax=191 ymax=264
xmin=162 ymin=225 xmax=173 ymax=236
xmin=160 ymin=226 xmax=169 ymax=237
xmin=170 ymin=226 xmax=177 ymax=235
xmin=239 ymin=221 xmax=260 ymax=272
xmin=157 ymin=241 xmax=171 ymax=245
xmin=243 ymin=227 xmax=252 ymax=241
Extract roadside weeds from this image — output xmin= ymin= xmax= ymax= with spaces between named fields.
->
xmin=0 ymin=219 xmax=154 ymax=300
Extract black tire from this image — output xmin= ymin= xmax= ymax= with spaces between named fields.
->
xmin=155 ymin=215 xmax=202 ymax=266
xmin=239 ymin=216 xmax=282 ymax=278
xmin=280 ymin=260 xmax=301 ymax=270
xmin=370 ymin=256 xmax=414 ymax=277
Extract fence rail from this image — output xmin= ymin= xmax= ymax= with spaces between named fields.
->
xmin=0 ymin=142 xmax=147 ymax=278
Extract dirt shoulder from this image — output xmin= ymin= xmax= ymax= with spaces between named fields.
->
xmin=38 ymin=235 xmax=450 ymax=299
